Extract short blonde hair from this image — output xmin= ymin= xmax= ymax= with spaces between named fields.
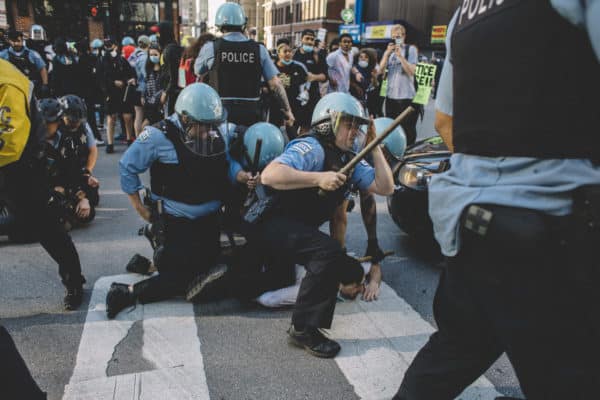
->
xmin=391 ymin=24 xmax=406 ymax=38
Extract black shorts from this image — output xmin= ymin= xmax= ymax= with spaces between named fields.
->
xmin=105 ymin=92 xmax=134 ymax=115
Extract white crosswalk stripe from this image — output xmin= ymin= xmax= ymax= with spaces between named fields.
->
xmin=64 ymin=275 xmax=502 ymax=400
xmin=330 ymin=283 xmax=502 ymax=400
xmin=63 ymin=274 xmax=210 ymax=400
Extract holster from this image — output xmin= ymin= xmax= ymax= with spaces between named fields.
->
xmin=138 ymin=188 xmax=167 ymax=267
xmin=242 ymin=184 xmax=277 ymax=225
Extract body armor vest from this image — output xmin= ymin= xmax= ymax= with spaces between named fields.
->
xmin=451 ymin=0 xmax=600 ymax=160
xmin=150 ymin=120 xmax=229 ymax=205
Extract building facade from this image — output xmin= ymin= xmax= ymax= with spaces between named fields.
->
xmin=263 ymin=0 xmax=345 ymax=49
xmin=2 ymin=0 xmax=179 ymax=42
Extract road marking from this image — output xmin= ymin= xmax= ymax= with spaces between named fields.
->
xmin=330 ymin=283 xmax=502 ymax=400
xmin=63 ymin=274 xmax=210 ymax=400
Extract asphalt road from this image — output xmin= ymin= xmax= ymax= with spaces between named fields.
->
xmin=0 ymin=100 xmax=524 ymax=400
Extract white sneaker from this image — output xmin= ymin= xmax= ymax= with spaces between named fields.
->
xmin=96 ymin=139 xmax=105 ymax=146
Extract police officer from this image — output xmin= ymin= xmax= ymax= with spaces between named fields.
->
xmin=46 ymin=95 xmax=100 ymax=227
xmin=194 ymin=2 xmax=295 ymax=127
xmin=0 ymin=30 xmax=49 ymax=98
xmin=244 ymin=92 xmax=394 ymax=358
xmin=394 ymin=2 xmax=600 ymax=400
xmin=105 ymin=83 xmax=239 ymax=318
xmin=292 ymin=29 xmax=327 ymax=133
xmin=0 ymin=60 xmax=86 ymax=310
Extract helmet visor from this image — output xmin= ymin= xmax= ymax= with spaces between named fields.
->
xmin=184 ymin=123 xmax=225 ymax=156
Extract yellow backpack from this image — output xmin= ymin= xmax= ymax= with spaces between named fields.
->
xmin=0 ymin=59 xmax=33 ymax=168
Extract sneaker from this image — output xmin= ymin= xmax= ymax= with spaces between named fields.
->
xmin=287 ymin=325 xmax=341 ymax=358
xmin=125 ymin=253 xmax=152 ymax=275
xmin=106 ymin=144 xmax=114 ymax=154
xmin=106 ymin=282 xmax=135 ymax=319
xmin=64 ymin=285 xmax=83 ymax=310
xmin=95 ymin=139 xmax=105 ymax=146
xmin=185 ymin=263 xmax=229 ymax=303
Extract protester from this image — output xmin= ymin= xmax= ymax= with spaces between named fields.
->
xmin=130 ymin=35 xmax=151 ymax=137
xmin=350 ymin=48 xmax=380 ymax=115
xmin=75 ymin=38 xmax=104 ymax=144
xmin=50 ymin=38 xmax=82 ymax=98
xmin=378 ymin=24 xmax=419 ymax=145
xmin=141 ymin=44 xmax=165 ymax=127
xmin=158 ymin=22 xmax=183 ymax=115
xmin=99 ymin=38 xmax=136 ymax=153
xmin=326 ymin=34 xmax=355 ymax=94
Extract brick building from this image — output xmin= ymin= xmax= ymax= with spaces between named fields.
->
xmin=263 ymin=0 xmax=345 ymax=49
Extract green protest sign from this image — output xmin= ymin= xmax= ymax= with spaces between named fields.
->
xmin=413 ymin=62 xmax=437 ymax=105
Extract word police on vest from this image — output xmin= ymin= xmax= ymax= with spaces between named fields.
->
xmin=221 ymin=51 xmax=256 ymax=63
xmin=459 ymin=0 xmax=508 ymax=25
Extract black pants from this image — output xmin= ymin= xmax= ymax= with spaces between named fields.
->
xmin=0 ymin=326 xmax=46 ymax=400
xmin=133 ymin=213 xmax=220 ymax=304
xmin=223 ymin=100 xmax=261 ymax=127
xmin=84 ymin=97 xmax=101 ymax=141
xmin=1 ymin=160 xmax=83 ymax=288
xmin=395 ymin=204 xmax=600 ymax=400
xmin=244 ymin=215 xmax=364 ymax=328
xmin=385 ymin=98 xmax=418 ymax=145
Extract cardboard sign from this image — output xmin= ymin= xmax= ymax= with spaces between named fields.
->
xmin=317 ymin=28 xmax=327 ymax=42
xmin=413 ymin=63 xmax=437 ymax=105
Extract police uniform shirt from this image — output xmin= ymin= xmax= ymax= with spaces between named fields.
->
xmin=0 ymin=46 xmax=46 ymax=73
xmin=273 ymin=136 xmax=375 ymax=191
xmin=119 ymin=114 xmax=242 ymax=219
xmin=194 ymin=32 xmax=279 ymax=83
xmin=50 ymin=123 xmax=97 ymax=150
xmin=428 ymin=1 xmax=600 ymax=257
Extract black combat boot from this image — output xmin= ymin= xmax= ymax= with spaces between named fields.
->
xmin=106 ymin=283 xmax=136 ymax=319
xmin=125 ymin=254 xmax=153 ymax=275
xmin=287 ymin=325 xmax=341 ymax=358
xmin=63 ymin=275 xmax=86 ymax=311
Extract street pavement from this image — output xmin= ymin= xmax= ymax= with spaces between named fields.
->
xmin=0 ymin=100 xmax=524 ymax=400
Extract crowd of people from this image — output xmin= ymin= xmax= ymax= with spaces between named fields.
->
xmin=1 ymin=1 xmax=599 ymax=399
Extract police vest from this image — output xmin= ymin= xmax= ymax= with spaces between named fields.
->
xmin=211 ymin=38 xmax=262 ymax=100
xmin=276 ymin=134 xmax=354 ymax=227
xmin=45 ymin=127 xmax=90 ymax=188
xmin=150 ymin=120 xmax=229 ymax=205
xmin=451 ymin=0 xmax=600 ymax=160
xmin=0 ymin=59 xmax=33 ymax=168
xmin=8 ymin=49 xmax=42 ymax=84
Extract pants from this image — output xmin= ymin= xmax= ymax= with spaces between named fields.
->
xmin=385 ymin=98 xmax=418 ymax=145
xmin=0 ymin=326 xmax=46 ymax=400
xmin=395 ymin=204 xmax=600 ymax=400
xmin=84 ymin=97 xmax=101 ymax=141
xmin=133 ymin=213 xmax=220 ymax=304
xmin=223 ymin=100 xmax=261 ymax=127
xmin=244 ymin=215 xmax=364 ymax=329
xmin=1 ymin=160 xmax=83 ymax=288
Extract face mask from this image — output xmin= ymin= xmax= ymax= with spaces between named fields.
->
xmin=150 ymin=55 xmax=160 ymax=64
xmin=280 ymin=59 xmax=292 ymax=66
xmin=302 ymin=44 xmax=313 ymax=53
xmin=395 ymin=37 xmax=404 ymax=47
xmin=358 ymin=60 xmax=369 ymax=69
xmin=110 ymin=49 xmax=117 ymax=58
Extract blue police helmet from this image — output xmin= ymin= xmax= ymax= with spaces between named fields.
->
xmin=215 ymin=2 xmax=247 ymax=29
xmin=37 ymin=98 xmax=63 ymax=123
xmin=311 ymin=92 xmax=369 ymax=131
xmin=243 ymin=122 xmax=286 ymax=171
xmin=373 ymin=117 xmax=407 ymax=159
xmin=175 ymin=83 xmax=226 ymax=124
xmin=121 ymin=36 xmax=135 ymax=46
xmin=59 ymin=95 xmax=87 ymax=122
xmin=91 ymin=38 xmax=103 ymax=49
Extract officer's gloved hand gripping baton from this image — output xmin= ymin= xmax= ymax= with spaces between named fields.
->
xmin=318 ymin=106 xmax=415 ymax=196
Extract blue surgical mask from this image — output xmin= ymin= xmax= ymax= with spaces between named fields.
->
xmin=150 ymin=55 xmax=160 ymax=64
xmin=280 ymin=59 xmax=292 ymax=65
xmin=302 ymin=45 xmax=313 ymax=53
xmin=358 ymin=60 xmax=369 ymax=69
